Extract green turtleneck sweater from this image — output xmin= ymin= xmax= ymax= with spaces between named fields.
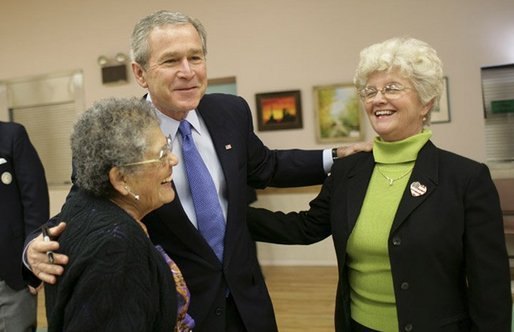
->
xmin=346 ymin=130 xmax=431 ymax=331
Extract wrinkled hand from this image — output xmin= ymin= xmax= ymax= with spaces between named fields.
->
xmin=335 ymin=141 xmax=373 ymax=158
xmin=27 ymin=222 xmax=68 ymax=284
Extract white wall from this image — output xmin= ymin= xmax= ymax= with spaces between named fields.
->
xmin=1 ymin=0 xmax=513 ymax=264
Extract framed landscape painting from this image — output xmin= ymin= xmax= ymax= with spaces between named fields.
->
xmin=255 ymin=90 xmax=303 ymax=131
xmin=313 ymin=83 xmax=364 ymax=143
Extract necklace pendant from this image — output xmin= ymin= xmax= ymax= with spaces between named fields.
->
xmin=376 ymin=164 xmax=414 ymax=187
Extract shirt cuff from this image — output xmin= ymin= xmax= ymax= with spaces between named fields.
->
xmin=22 ymin=238 xmax=37 ymax=272
xmin=322 ymin=149 xmax=334 ymax=174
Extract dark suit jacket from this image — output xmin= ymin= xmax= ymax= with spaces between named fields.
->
xmin=0 ymin=121 xmax=49 ymax=290
xmin=248 ymin=141 xmax=512 ymax=332
xmin=29 ymin=93 xmax=326 ymax=331
xmin=144 ymin=94 xmax=326 ymax=331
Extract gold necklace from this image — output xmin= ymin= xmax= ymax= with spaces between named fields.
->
xmin=376 ymin=165 xmax=413 ymax=186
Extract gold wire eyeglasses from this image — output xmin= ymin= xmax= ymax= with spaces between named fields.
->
xmin=121 ymin=135 xmax=173 ymax=167
xmin=359 ymin=83 xmax=412 ymax=103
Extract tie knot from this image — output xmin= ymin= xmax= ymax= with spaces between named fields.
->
xmin=178 ymin=120 xmax=192 ymax=138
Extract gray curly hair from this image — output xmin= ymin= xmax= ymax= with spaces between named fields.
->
xmin=71 ymin=97 xmax=160 ymax=197
xmin=353 ymin=37 xmax=444 ymax=125
xmin=130 ymin=10 xmax=207 ymax=69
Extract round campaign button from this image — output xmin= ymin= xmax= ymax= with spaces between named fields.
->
xmin=1 ymin=171 xmax=13 ymax=185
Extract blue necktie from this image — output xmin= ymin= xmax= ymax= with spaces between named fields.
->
xmin=179 ymin=120 xmax=225 ymax=262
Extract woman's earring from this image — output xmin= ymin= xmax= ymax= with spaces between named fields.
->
xmin=124 ymin=185 xmax=140 ymax=201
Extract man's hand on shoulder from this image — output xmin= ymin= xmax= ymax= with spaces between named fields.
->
xmin=28 ymin=222 xmax=69 ymax=284
xmin=334 ymin=141 xmax=373 ymax=159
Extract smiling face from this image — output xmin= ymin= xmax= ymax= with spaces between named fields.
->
xmin=132 ymin=23 xmax=207 ymax=120
xmin=363 ymin=69 xmax=431 ymax=142
xmin=125 ymin=126 xmax=178 ymax=216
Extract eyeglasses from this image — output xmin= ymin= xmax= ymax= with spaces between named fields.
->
xmin=121 ymin=135 xmax=173 ymax=167
xmin=359 ymin=83 xmax=411 ymax=103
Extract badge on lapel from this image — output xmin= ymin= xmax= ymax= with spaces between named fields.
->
xmin=410 ymin=181 xmax=427 ymax=197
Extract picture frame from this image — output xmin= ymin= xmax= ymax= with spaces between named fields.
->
xmin=255 ymin=90 xmax=303 ymax=131
xmin=431 ymin=76 xmax=451 ymax=123
xmin=207 ymin=76 xmax=237 ymax=95
xmin=313 ymin=83 xmax=364 ymax=143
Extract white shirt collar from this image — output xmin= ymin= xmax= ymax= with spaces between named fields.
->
xmin=146 ymin=94 xmax=203 ymax=139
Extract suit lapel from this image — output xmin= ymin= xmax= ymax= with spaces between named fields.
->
xmin=196 ymin=102 xmax=237 ymax=189
xmin=196 ymin=99 xmax=240 ymax=263
xmin=390 ymin=141 xmax=438 ymax=233
xmin=157 ymin=181 xmax=212 ymax=252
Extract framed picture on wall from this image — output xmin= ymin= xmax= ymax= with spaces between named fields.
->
xmin=431 ymin=76 xmax=451 ymax=123
xmin=313 ymin=83 xmax=364 ymax=143
xmin=255 ymin=90 xmax=303 ymax=131
xmin=207 ymin=76 xmax=237 ymax=95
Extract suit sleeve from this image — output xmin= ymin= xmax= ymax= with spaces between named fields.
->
xmin=13 ymin=125 xmax=51 ymax=285
xmin=247 ymin=173 xmax=334 ymax=244
xmin=464 ymin=164 xmax=512 ymax=330
xmin=13 ymin=125 xmax=49 ymax=241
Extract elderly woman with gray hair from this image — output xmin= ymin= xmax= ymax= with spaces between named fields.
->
xmin=44 ymin=98 xmax=194 ymax=331
xmin=247 ymin=37 xmax=511 ymax=331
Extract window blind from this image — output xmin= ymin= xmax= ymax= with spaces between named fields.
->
xmin=481 ymin=65 xmax=514 ymax=164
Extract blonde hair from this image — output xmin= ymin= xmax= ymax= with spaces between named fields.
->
xmin=353 ymin=37 xmax=444 ymax=124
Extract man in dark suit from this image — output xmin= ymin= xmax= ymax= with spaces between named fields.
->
xmin=0 ymin=121 xmax=49 ymax=331
xmin=24 ymin=11 xmax=368 ymax=332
